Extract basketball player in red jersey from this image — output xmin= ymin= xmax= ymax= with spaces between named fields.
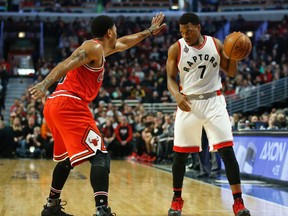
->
xmin=166 ymin=13 xmax=251 ymax=216
xmin=29 ymin=14 xmax=166 ymax=216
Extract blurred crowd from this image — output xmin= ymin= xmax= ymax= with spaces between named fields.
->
xmin=5 ymin=13 xmax=285 ymax=104
xmin=0 ymin=82 xmax=287 ymax=161
xmin=0 ymin=13 xmax=287 ymax=162
xmin=5 ymin=0 xmax=287 ymax=13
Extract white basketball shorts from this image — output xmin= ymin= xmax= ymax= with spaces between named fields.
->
xmin=173 ymin=94 xmax=233 ymax=153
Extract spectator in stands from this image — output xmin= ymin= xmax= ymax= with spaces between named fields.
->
xmin=94 ymin=88 xmax=112 ymax=106
xmin=275 ymin=112 xmax=287 ymax=129
xmin=41 ymin=118 xmax=54 ymax=158
xmin=97 ymin=108 xmax=108 ymax=126
xmin=160 ymin=89 xmax=173 ymax=103
xmin=259 ymin=112 xmax=269 ymax=129
xmin=25 ymin=126 xmax=45 ymax=158
xmin=10 ymin=98 xmax=20 ymax=114
xmin=267 ymin=113 xmax=278 ymax=130
xmin=130 ymin=84 xmax=146 ymax=101
xmin=129 ymin=114 xmax=155 ymax=161
xmin=133 ymin=63 xmax=145 ymax=81
xmin=16 ymin=116 xmax=38 ymax=157
xmin=235 ymin=79 xmax=254 ymax=98
xmin=11 ymin=116 xmax=23 ymax=155
xmin=155 ymin=113 xmax=174 ymax=164
xmin=260 ymin=65 xmax=273 ymax=83
xmin=111 ymin=115 xmax=134 ymax=158
xmin=101 ymin=119 xmax=116 ymax=150
xmin=110 ymin=87 xmax=123 ymax=100
xmin=0 ymin=120 xmax=14 ymax=158
xmin=147 ymin=90 xmax=161 ymax=103
xmin=139 ymin=121 xmax=156 ymax=162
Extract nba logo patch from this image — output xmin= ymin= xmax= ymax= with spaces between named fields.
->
xmin=184 ymin=46 xmax=189 ymax=53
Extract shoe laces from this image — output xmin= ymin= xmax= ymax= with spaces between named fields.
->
xmin=60 ymin=200 xmax=68 ymax=206
xmin=46 ymin=200 xmax=68 ymax=212
xmin=94 ymin=206 xmax=116 ymax=216
xmin=171 ymin=197 xmax=183 ymax=211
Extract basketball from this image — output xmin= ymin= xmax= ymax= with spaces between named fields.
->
xmin=223 ymin=31 xmax=252 ymax=60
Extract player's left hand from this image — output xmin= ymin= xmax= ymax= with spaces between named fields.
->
xmin=148 ymin=12 xmax=166 ymax=35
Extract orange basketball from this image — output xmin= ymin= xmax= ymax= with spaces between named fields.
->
xmin=223 ymin=31 xmax=252 ymax=60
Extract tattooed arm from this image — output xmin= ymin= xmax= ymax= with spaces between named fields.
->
xmin=29 ymin=41 xmax=103 ymax=99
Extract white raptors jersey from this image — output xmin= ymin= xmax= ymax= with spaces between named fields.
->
xmin=177 ymin=36 xmax=222 ymax=95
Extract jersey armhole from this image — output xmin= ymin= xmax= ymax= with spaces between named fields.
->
xmin=212 ymin=37 xmax=221 ymax=56
xmin=177 ymin=41 xmax=181 ymax=67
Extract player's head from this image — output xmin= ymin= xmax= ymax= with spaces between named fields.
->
xmin=91 ymin=15 xmax=114 ymax=38
xmin=179 ymin=13 xmax=201 ymax=46
xmin=91 ymin=15 xmax=117 ymax=49
xmin=179 ymin=13 xmax=200 ymax=26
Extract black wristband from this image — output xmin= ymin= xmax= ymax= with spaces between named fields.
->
xmin=147 ymin=28 xmax=153 ymax=34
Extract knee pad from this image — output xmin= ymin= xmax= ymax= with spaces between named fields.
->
xmin=89 ymin=151 xmax=111 ymax=172
xmin=58 ymin=158 xmax=73 ymax=170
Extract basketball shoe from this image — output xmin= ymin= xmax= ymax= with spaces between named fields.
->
xmin=168 ymin=197 xmax=184 ymax=216
xmin=94 ymin=205 xmax=116 ymax=216
xmin=233 ymin=198 xmax=251 ymax=216
xmin=41 ymin=198 xmax=73 ymax=216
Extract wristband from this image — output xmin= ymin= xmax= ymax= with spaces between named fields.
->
xmin=147 ymin=28 xmax=153 ymax=34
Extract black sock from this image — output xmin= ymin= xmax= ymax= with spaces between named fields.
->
xmin=49 ymin=159 xmax=72 ymax=199
xmin=173 ymin=188 xmax=182 ymax=198
xmin=172 ymin=152 xmax=189 ymax=198
xmin=49 ymin=187 xmax=61 ymax=199
xmin=233 ymin=192 xmax=242 ymax=200
xmin=91 ymin=165 xmax=109 ymax=206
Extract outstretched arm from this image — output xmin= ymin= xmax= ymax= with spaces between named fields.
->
xmin=106 ymin=13 xmax=166 ymax=56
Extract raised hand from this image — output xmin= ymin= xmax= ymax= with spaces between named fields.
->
xmin=148 ymin=12 xmax=166 ymax=35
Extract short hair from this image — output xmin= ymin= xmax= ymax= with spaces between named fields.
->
xmin=91 ymin=15 xmax=114 ymax=38
xmin=179 ymin=13 xmax=200 ymax=25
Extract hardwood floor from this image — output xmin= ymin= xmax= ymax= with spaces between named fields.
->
xmin=0 ymin=159 xmax=287 ymax=216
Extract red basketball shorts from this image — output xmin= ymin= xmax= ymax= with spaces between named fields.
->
xmin=44 ymin=95 xmax=107 ymax=167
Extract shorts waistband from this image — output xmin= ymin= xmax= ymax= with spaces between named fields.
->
xmin=49 ymin=90 xmax=82 ymax=100
xmin=186 ymin=90 xmax=222 ymax=100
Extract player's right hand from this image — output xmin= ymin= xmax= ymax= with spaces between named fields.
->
xmin=29 ymin=82 xmax=47 ymax=100
xmin=175 ymin=94 xmax=191 ymax=112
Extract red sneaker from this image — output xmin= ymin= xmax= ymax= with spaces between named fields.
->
xmin=127 ymin=152 xmax=137 ymax=161
xmin=138 ymin=153 xmax=149 ymax=161
xmin=168 ymin=197 xmax=184 ymax=216
xmin=233 ymin=198 xmax=251 ymax=216
xmin=147 ymin=156 xmax=156 ymax=163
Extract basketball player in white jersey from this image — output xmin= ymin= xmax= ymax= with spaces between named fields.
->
xmin=166 ymin=13 xmax=251 ymax=216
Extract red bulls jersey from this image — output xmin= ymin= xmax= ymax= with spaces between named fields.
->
xmin=53 ymin=40 xmax=105 ymax=103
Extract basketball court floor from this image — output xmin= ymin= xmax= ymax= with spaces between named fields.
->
xmin=0 ymin=159 xmax=287 ymax=216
